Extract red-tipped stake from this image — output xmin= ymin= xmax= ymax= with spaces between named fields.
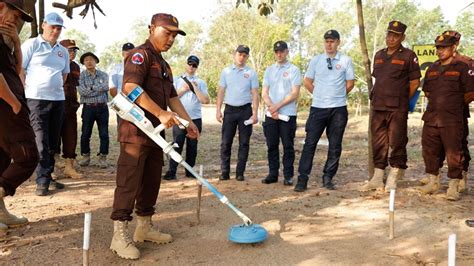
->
xmin=197 ymin=165 xmax=203 ymax=224
xmin=448 ymin=234 xmax=456 ymax=266
xmin=389 ymin=189 xmax=395 ymax=240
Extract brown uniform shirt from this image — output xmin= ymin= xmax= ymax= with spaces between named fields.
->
xmin=64 ymin=61 xmax=80 ymax=103
xmin=422 ymin=58 xmax=474 ymax=127
xmin=455 ymin=54 xmax=474 ymax=117
xmin=371 ymin=46 xmax=421 ymax=112
xmin=0 ymin=34 xmax=26 ymax=103
xmin=118 ymin=39 xmax=178 ymax=147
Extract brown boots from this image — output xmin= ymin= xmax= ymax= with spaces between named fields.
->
xmin=63 ymin=158 xmax=83 ymax=179
xmin=418 ymin=174 xmax=440 ymax=194
xmin=110 ymin=216 xmax=173 ymax=260
xmin=447 ymin=179 xmax=461 ymax=201
xmin=384 ymin=168 xmax=404 ymax=192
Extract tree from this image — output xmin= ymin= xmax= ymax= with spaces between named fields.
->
xmin=63 ymin=28 xmax=96 ymax=58
xmin=455 ymin=11 xmax=474 ymax=56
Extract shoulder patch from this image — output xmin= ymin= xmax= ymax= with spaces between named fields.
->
xmin=131 ymin=52 xmax=144 ymax=65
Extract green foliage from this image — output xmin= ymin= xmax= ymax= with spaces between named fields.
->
xmin=455 ymin=11 xmax=474 ymax=56
xmin=63 ymin=28 xmax=96 ymax=59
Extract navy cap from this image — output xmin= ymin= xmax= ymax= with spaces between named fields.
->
xmin=236 ymin=44 xmax=250 ymax=54
xmin=387 ymin=21 xmax=407 ymax=34
xmin=187 ymin=55 xmax=200 ymax=66
xmin=324 ymin=30 xmax=340 ymax=40
xmin=44 ymin=12 xmax=65 ymax=28
xmin=435 ymin=34 xmax=457 ymax=47
xmin=273 ymin=41 xmax=288 ymax=51
xmin=122 ymin=42 xmax=135 ymax=51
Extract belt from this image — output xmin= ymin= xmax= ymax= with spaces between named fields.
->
xmin=84 ymin=102 xmax=107 ymax=107
xmin=225 ymin=103 xmax=251 ymax=110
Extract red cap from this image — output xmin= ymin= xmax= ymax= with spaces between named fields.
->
xmin=150 ymin=13 xmax=186 ymax=36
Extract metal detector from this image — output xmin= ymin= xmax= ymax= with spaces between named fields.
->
xmin=109 ymin=93 xmax=268 ymax=244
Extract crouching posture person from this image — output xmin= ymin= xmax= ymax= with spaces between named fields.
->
xmin=109 ymin=13 xmax=199 ymax=259
xmin=418 ymin=34 xmax=474 ymax=201
xmin=0 ymin=0 xmax=38 ymax=234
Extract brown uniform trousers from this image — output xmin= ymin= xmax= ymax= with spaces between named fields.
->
xmin=370 ymin=46 xmax=421 ymax=170
xmin=0 ymin=102 xmax=39 ymax=196
xmin=58 ymin=61 xmax=80 ymax=159
xmin=111 ymin=39 xmax=177 ymax=221
xmin=422 ymin=58 xmax=473 ymax=179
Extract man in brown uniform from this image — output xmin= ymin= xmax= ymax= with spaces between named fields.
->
xmin=360 ymin=21 xmax=421 ymax=192
xmin=57 ymin=39 xmax=82 ymax=178
xmin=109 ymin=13 xmax=199 ymax=260
xmin=418 ymin=34 xmax=474 ymax=201
xmin=0 ymin=0 xmax=39 ymax=231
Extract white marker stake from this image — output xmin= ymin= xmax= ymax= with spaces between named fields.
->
xmin=448 ymin=234 xmax=456 ymax=266
xmin=83 ymin=212 xmax=92 ymax=266
xmin=243 ymin=118 xmax=254 ymax=126
xmin=389 ymin=189 xmax=395 ymax=240
xmin=197 ymin=165 xmax=203 ymax=224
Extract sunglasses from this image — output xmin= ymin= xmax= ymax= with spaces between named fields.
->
xmin=326 ymin=58 xmax=333 ymax=70
xmin=188 ymin=63 xmax=198 ymax=68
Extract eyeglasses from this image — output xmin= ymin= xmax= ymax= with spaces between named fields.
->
xmin=326 ymin=58 xmax=332 ymax=70
xmin=68 ymin=49 xmax=78 ymax=53
xmin=188 ymin=63 xmax=198 ymax=68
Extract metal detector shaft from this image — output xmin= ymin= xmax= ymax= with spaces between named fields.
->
xmin=109 ymin=93 xmax=253 ymax=226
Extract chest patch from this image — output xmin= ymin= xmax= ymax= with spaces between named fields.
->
xmin=391 ymin=59 xmax=405 ymax=65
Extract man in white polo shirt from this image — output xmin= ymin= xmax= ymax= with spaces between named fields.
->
xmin=216 ymin=45 xmax=259 ymax=181
xmin=21 ymin=12 xmax=69 ymax=196
xmin=294 ymin=30 xmax=355 ymax=192
xmin=261 ymin=41 xmax=301 ymax=186
xmin=163 ymin=55 xmax=209 ymax=180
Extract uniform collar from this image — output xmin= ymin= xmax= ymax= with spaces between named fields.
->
xmin=232 ymin=64 xmax=247 ymax=71
xmin=182 ymin=72 xmax=196 ymax=78
xmin=325 ymin=52 xmax=340 ymax=60
xmin=275 ymin=61 xmax=290 ymax=68
xmin=38 ymin=34 xmax=60 ymax=48
xmin=144 ymin=39 xmax=162 ymax=58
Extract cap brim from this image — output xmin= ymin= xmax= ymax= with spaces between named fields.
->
xmin=274 ymin=48 xmax=287 ymax=52
xmin=67 ymin=46 xmax=79 ymax=50
xmin=10 ymin=4 xmax=33 ymax=22
xmin=162 ymin=25 xmax=186 ymax=36
xmin=387 ymin=30 xmax=404 ymax=35
xmin=435 ymin=43 xmax=453 ymax=47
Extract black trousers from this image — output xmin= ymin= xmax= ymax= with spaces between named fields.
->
xmin=167 ymin=119 xmax=202 ymax=176
xmin=263 ymin=115 xmax=297 ymax=179
xmin=27 ymin=99 xmax=64 ymax=186
xmin=220 ymin=104 xmax=253 ymax=177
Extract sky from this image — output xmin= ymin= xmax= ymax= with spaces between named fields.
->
xmin=37 ymin=0 xmax=472 ymax=56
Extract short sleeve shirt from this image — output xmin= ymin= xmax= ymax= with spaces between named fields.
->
xmin=21 ymin=35 xmax=70 ymax=101
xmin=262 ymin=61 xmax=301 ymax=116
xmin=422 ymin=59 xmax=474 ymax=127
xmin=118 ymin=39 xmax=178 ymax=147
xmin=0 ymin=34 xmax=25 ymax=102
xmin=371 ymin=46 xmax=421 ymax=112
xmin=174 ymin=74 xmax=208 ymax=120
xmin=305 ymin=52 xmax=354 ymax=108
xmin=218 ymin=64 xmax=259 ymax=106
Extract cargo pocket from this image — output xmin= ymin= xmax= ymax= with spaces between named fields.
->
xmin=116 ymin=143 xmax=142 ymax=188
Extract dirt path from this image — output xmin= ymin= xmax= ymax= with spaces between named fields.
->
xmin=1 ymin=105 xmax=473 ymax=265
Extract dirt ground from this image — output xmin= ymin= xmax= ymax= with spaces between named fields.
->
xmin=1 ymin=105 xmax=474 ymax=265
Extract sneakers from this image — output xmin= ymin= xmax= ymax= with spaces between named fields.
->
xmin=219 ymin=174 xmax=230 ymax=181
xmin=110 ymin=221 xmax=140 ymax=260
xmin=236 ymin=175 xmax=245 ymax=181
xmin=133 ymin=216 xmax=173 ymax=244
xmin=35 ymin=184 xmax=49 ymax=196
xmin=294 ymin=178 xmax=308 ymax=192
xmin=283 ymin=178 xmax=293 ymax=186
xmin=79 ymin=153 xmax=90 ymax=166
xmin=322 ymin=176 xmax=336 ymax=190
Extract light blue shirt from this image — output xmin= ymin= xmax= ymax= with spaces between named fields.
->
xmin=263 ymin=61 xmax=301 ymax=116
xmin=219 ymin=64 xmax=259 ymax=107
xmin=305 ymin=52 xmax=354 ymax=108
xmin=174 ymin=74 xmax=209 ymax=120
xmin=21 ymin=35 xmax=70 ymax=101
xmin=109 ymin=62 xmax=124 ymax=94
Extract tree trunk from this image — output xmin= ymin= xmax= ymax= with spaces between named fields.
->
xmin=38 ymin=0 xmax=44 ymax=34
xmin=356 ymin=0 xmax=374 ymax=179
xmin=24 ymin=0 xmax=38 ymax=37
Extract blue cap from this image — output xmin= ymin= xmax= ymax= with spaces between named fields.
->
xmin=187 ymin=55 xmax=200 ymax=66
xmin=44 ymin=12 xmax=65 ymax=28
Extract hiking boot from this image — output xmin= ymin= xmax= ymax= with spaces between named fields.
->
xmin=419 ymin=176 xmax=430 ymax=185
xmin=133 ymin=216 xmax=173 ymax=244
xmin=458 ymin=171 xmax=468 ymax=193
xmin=447 ymin=179 xmax=461 ymax=201
xmin=79 ymin=153 xmax=90 ymax=166
xmin=0 ymin=188 xmax=28 ymax=228
xmin=98 ymin=154 xmax=108 ymax=169
xmin=54 ymin=153 xmax=64 ymax=169
xmin=63 ymin=158 xmax=83 ymax=179
xmin=110 ymin=220 xmax=140 ymax=260
xmin=384 ymin=168 xmax=404 ymax=192
xmin=418 ymin=174 xmax=440 ymax=194
xmin=359 ymin=168 xmax=384 ymax=191
xmin=163 ymin=171 xmax=177 ymax=180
